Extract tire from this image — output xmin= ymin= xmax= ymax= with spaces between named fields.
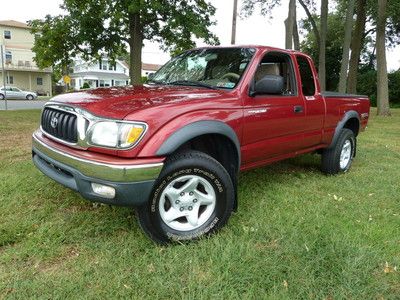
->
xmin=321 ymin=128 xmax=356 ymax=174
xmin=0 ymin=94 xmax=4 ymax=100
xmin=137 ymin=150 xmax=235 ymax=244
xmin=26 ymin=94 xmax=34 ymax=100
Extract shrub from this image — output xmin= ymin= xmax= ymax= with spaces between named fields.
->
xmin=81 ymin=82 xmax=90 ymax=89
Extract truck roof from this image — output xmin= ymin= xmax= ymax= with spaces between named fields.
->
xmin=193 ymin=44 xmax=302 ymax=55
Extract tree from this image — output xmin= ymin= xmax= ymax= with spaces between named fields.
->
xmin=376 ymin=0 xmax=390 ymax=115
xmin=231 ymin=0 xmax=239 ymax=44
xmin=338 ymin=0 xmax=355 ymax=93
xmin=347 ymin=0 xmax=367 ymax=93
xmin=31 ymin=0 xmax=219 ymax=85
xmin=285 ymin=0 xmax=296 ymax=49
xmin=319 ymin=0 xmax=328 ymax=91
xmin=293 ymin=6 xmax=301 ymax=50
xmin=30 ymin=15 xmax=75 ymax=77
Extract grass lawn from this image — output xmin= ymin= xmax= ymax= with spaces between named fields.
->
xmin=0 ymin=109 xmax=399 ymax=299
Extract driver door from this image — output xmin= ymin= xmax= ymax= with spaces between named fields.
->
xmin=241 ymin=51 xmax=307 ymax=166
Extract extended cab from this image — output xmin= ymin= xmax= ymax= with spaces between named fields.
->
xmin=32 ymin=46 xmax=370 ymax=243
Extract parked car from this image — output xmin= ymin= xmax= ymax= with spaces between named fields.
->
xmin=0 ymin=86 xmax=37 ymax=100
xmin=32 ymin=46 xmax=370 ymax=243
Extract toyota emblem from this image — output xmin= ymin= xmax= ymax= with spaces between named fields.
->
xmin=50 ymin=116 xmax=59 ymax=128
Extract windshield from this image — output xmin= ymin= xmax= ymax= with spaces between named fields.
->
xmin=150 ymin=47 xmax=255 ymax=89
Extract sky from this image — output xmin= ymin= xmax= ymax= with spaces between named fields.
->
xmin=1 ymin=0 xmax=399 ymax=70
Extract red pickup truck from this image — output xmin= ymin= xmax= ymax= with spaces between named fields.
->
xmin=32 ymin=46 xmax=370 ymax=243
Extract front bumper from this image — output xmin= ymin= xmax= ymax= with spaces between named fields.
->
xmin=32 ymin=133 xmax=164 ymax=206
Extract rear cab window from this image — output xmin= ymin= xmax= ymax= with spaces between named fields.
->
xmin=296 ymin=55 xmax=316 ymax=96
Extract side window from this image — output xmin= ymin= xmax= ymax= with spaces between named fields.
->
xmin=4 ymin=30 xmax=11 ymax=39
xmin=37 ymin=77 xmax=43 ymax=85
xmin=296 ymin=55 xmax=316 ymax=96
xmin=6 ymin=76 xmax=13 ymax=84
xmin=5 ymin=51 xmax=12 ymax=63
xmin=253 ymin=52 xmax=296 ymax=96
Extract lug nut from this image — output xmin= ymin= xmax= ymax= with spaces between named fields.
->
xmin=180 ymin=207 xmax=184 ymax=211
xmin=180 ymin=192 xmax=184 ymax=196
xmin=175 ymin=200 xmax=180 ymax=204
xmin=189 ymin=191 xmax=194 ymax=196
xmin=188 ymin=206 xmax=193 ymax=211
xmin=193 ymin=199 xmax=198 ymax=203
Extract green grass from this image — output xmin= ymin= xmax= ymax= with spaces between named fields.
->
xmin=0 ymin=109 xmax=399 ymax=299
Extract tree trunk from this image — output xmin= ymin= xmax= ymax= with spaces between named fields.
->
xmin=318 ymin=0 xmax=328 ymax=91
xmin=231 ymin=0 xmax=238 ymax=45
xmin=129 ymin=13 xmax=143 ymax=85
xmin=338 ymin=0 xmax=355 ymax=93
xmin=293 ymin=5 xmax=300 ymax=51
xmin=285 ymin=0 xmax=296 ymax=49
xmin=347 ymin=0 xmax=366 ymax=94
xmin=376 ymin=0 xmax=390 ymax=116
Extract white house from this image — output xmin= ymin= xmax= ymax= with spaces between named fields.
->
xmin=70 ymin=58 xmax=130 ymax=90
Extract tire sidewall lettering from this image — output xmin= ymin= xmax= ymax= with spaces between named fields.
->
xmin=166 ymin=216 xmax=220 ymax=241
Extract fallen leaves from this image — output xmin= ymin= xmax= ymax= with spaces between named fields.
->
xmin=383 ymin=262 xmax=397 ymax=274
xmin=283 ymin=280 xmax=288 ymax=289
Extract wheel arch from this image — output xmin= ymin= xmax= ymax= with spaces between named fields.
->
xmin=156 ymin=120 xmax=241 ymax=170
xmin=328 ymin=110 xmax=360 ymax=149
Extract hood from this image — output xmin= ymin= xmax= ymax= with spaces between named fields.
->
xmin=50 ymin=85 xmax=231 ymax=119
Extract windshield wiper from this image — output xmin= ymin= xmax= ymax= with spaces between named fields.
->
xmin=147 ymin=79 xmax=166 ymax=85
xmin=168 ymin=80 xmax=217 ymax=90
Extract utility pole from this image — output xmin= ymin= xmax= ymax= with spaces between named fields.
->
xmin=1 ymin=44 xmax=7 ymax=110
xmin=231 ymin=0 xmax=238 ymax=45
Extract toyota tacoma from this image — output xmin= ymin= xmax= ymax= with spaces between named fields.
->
xmin=32 ymin=46 xmax=370 ymax=243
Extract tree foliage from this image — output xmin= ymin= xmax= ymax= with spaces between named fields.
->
xmin=30 ymin=0 xmax=219 ymax=84
xmin=240 ymin=0 xmax=282 ymax=18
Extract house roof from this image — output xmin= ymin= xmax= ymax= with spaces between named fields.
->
xmin=121 ymin=61 xmax=163 ymax=72
xmin=0 ymin=20 xmax=30 ymax=29
xmin=142 ymin=63 xmax=162 ymax=71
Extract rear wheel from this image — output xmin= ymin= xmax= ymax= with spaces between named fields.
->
xmin=26 ymin=94 xmax=34 ymax=100
xmin=321 ymin=128 xmax=356 ymax=174
xmin=137 ymin=150 xmax=235 ymax=244
xmin=0 ymin=94 xmax=4 ymax=100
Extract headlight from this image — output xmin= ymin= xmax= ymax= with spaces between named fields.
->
xmin=89 ymin=121 xmax=147 ymax=149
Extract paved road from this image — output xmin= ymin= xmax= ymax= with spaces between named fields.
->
xmin=0 ymin=100 xmax=48 ymax=110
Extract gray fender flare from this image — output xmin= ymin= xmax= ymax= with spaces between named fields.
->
xmin=156 ymin=120 xmax=241 ymax=169
xmin=328 ymin=110 xmax=360 ymax=149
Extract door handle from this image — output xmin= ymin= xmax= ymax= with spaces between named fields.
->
xmin=294 ymin=105 xmax=304 ymax=113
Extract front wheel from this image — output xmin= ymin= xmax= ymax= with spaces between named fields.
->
xmin=136 ymin=150 xmax=235 ymax=244
xmin=321 ymin=128 xmax=356 ymax=174
xmin=0 ymin=94 xmax=4 ymax=100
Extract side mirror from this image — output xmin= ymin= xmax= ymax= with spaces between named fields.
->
xmin=251 ymin=75 xmax=284 ymax=96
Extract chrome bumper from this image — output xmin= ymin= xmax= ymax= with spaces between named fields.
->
xmin=32 ymin=134 xmax=163 ymax=182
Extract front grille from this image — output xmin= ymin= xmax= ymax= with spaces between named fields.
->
xmin=41 ymin=108 xmax=78 ymax=143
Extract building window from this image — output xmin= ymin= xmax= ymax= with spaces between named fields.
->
xmin=99 ymin=80 xmax=110 ymax=87
xmin=5 ymin=51 xmax=12 ymax=63
xmin=6 ymin=76 xmax=14 ymax=84
xmin=108 ymin=62 xmax=116 ymax=71
xmin=37 ymin=77 xmax=43 ymax=85
xmin=4 ymin=30 xmax=11 ymax=39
